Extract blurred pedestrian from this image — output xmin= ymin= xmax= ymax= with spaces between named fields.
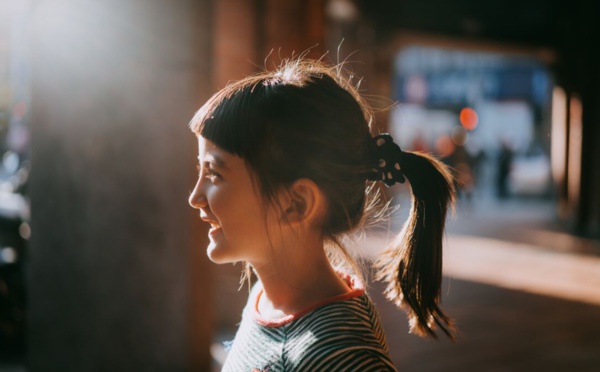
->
xmin=496 ymin=140 xmax=514 ymax=199
xmin=188 ymin=58 xmax=456 ymax=371
xmin=445 ymin=144 xmax=474 ymax=200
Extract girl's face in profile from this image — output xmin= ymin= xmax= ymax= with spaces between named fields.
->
xmin=189 ymin=137 xmax=278 ymax=265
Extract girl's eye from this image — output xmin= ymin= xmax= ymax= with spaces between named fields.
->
xmin=204 ymin=166 xmax=221 ymax=180
xmin=197 ymin=161 xmax=221 ymax=181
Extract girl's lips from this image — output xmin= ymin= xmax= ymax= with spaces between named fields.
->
xmin=200 ymin=213 xmax=221 ymax=236
xmin=209 ymin=225 xmax=222 ymax=235
xmin=205 ymin=220 xmax=222 ymax=236
xmin=201 ymin=215 xmax=220 ymax=229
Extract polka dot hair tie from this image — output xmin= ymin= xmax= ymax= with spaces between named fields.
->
xmin=367 ymin=133 xmax=406 ymax=186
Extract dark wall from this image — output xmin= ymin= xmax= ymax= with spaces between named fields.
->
xmin=29 ymin=1 xmax=213 ymax=370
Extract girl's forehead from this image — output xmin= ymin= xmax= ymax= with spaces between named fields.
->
xmin=198 ymin=137 xmax=224 ymax=157
xmin=197 ymin=137 xmax=241 ymax=169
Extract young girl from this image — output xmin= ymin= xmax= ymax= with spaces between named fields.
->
xmin=188 ymin=58 xmax=455 ymax=371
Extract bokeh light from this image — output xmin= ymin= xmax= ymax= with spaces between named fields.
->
xmin=1 ymin=247 xmax=17 ymax=264
xmin=451 ymin=126 xmax=469 ymax=146
xmin=435 ymin=135 xmax=455 ymax=158
xmin=459 ymin=107 xmax=478 ymax=130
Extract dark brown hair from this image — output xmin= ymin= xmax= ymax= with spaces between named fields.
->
xmin=189 ymin=59 xmax=456 ymax=339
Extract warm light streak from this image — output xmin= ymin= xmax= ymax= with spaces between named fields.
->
xmin=445 ymin=235 xmax=600 ymax=306
xmin=354 ymin=233 xmax=600 ymax=306
xmin=568 ymin=95 xmax=582 ymax=209
xmin=550 ymin=87 xmax=567 ymax=186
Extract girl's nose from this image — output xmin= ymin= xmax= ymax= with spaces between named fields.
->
xmin=189 ymin=180 xmax=207 ymax=209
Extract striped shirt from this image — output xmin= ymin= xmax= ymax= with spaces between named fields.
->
xmin=221 ymin=273 xmax=398 ymax=372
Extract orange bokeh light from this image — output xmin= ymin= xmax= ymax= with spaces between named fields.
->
xmin=435 ymin=135 xmax=455 ymax=158
xmin=459 ymin=107 xmax=478 ymax=130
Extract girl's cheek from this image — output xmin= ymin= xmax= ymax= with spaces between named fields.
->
xmin=207 ymin=184 xmax=227 ymax=208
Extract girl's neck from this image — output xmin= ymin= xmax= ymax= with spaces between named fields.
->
xmin=252 ymin=242 xmax=350 ymax=319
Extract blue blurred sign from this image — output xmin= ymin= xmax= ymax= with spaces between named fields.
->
xmin=394 ymin=67 xmax=549 ymax=106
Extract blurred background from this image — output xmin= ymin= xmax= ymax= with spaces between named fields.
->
xmin=0 ymin=0 xmax=599 ymax=371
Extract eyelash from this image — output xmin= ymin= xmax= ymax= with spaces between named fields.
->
xmin=197 ymin=164 xmax=220 ymax=179
xmin=205 ymin=168 xmax=219 ymax=177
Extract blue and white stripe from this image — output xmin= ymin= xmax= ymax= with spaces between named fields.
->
xmin=222 ymin=290 xmax=397 ymax=371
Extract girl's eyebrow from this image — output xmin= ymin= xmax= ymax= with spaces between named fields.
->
xmin=198 ymin=154 xmax=229 ymax=170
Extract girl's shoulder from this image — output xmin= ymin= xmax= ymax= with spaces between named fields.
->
xmin=290 ymin=290 xmax=382 ymax=338
xmin=283 ymin=290 xmax=397 ymax=371
xmin=287 ymin=297 xmax=397 ymax=371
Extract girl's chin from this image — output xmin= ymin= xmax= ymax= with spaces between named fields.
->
xmin=206 ymin=243 xmax=239 ymax=264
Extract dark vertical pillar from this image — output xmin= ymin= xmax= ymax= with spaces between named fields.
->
xmin=554 ymin=0 xmax=600 ymax=238
xmin=576 ymin=0 xmax=600 ymax=238
xmin=325 ymin=4 xmax=392 ymax=133
xmin=29 ymin=0 xmax=213 ymax=370
xmin=262 ymin=0 xmax=325 ymax=60
xmin=570 ymin=1 xmax=600 ymax=237
xmin=581 ymin=90 xmax=600 ymax=238
xmin=214 ymin=0 xmax=258 ymax=89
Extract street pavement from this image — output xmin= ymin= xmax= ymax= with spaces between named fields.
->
xmin=362 ymin=195 xmax=600 ymax=372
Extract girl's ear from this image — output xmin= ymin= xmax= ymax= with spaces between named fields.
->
xmin=280 ymin=178 xmax=327 ymax=227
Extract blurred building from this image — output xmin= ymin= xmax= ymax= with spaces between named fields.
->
xmin=354 ymin=0 xmax=600 ymax=236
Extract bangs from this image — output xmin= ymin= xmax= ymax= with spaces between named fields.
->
xmin=189 ymin=77 xmax=274 ymax=159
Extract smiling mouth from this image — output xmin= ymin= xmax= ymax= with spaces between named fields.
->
xmin=200 ymin=212 xmax=222 ymax=236
xmin=207 ymin=222 xmax=221 ymax=235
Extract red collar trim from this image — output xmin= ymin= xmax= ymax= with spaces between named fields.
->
xmin=253 ymin=272 xmax=365 ymax=328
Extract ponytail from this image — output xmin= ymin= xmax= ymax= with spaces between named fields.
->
xmin=376 ymin=151 xmax=456 ymax=339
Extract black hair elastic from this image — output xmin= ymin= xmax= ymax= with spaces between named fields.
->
xmin=368 ymin=133 xmax=406 ymax=186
